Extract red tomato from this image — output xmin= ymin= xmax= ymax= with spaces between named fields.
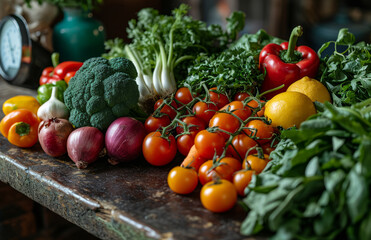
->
xmin=243 ymin=154 xmax=270 ymax=174
xmin=220 ymin=101 xmax=252 ymax=121
xmin=168 ymin=166 xmax=198 ymax=194
xmin=176 ymin=116 xmax=206 ymax=137
xmin=176 ymin=134 xmax=194 ymax=156
xmin=144 ymin=114 xmax=171 ymax=133
xmin=228 ymin=134 xmax=259 ymax=160
xmin=244 ymin=120 xmax=275 ymax=144
xmin=209 ymin=112 xmax=240 ymax=139
xmin=154 ymin=99 xmax=177 ymax=119
xmin=234 ymin=92 xmax=250 ymax=101
xmin=262 ymin=142 xmax=276 ymax=155
xmin=175 ymin=87 xmax=194 ymax=105
xmin=200 ymin=179 xmax=237 ymax=212
xmin=192 ymin=101 xmax=218 ymax=124
xmin=198 ymin=160 xmax=234 ymax=185
xmin=142 ymin=131 xmax=177 ymax=166
xmin=209 ymin=87 xmax=230 ymax=109
xmin=233 ymin=169 xmax=254 ymax=196
xmin=194 ymin=130 xmax=226 ymax=159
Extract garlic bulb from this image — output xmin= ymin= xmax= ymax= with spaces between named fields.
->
xmin=37 ymin=87 xmax=69 ymax=120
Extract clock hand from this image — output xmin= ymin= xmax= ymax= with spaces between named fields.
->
xmin=7 ymin=33 xmax=15 ymax=63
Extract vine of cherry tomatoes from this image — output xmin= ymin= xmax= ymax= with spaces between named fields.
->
xmin=142 ymin=86 xmax=278 ymax=213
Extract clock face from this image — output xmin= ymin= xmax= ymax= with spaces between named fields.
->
xmin=0 ymin=18 xmax=22 ymax=80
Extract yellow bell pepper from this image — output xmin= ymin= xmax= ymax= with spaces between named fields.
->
xmin=2 ymin=95 xmax=40 ymax=116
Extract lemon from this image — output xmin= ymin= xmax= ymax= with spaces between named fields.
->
xmin=264 ymin=91 xmax=316 ymax=129
xmin=287 ymin=76 xmax=332 ymax=103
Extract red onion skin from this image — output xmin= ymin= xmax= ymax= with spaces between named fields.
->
xmin=105 ymin=117 xmax=146 ymax=165
xmin=38 ymin=118 xmax=74 ymax=157
xmin=67 ymin=127 xmax=104 ymax=169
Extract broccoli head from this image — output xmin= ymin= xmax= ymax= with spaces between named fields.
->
xmin=64 ymin=57 xmax=141 ymax=131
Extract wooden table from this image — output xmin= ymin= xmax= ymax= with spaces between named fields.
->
xmin=0 ymin=80 xmax=252 ymax=240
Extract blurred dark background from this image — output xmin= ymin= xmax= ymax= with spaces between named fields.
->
xmin=93 ymin=0 xmax=371 ymax=50
xmin=0 ymin=0 xmax=370 ymax=239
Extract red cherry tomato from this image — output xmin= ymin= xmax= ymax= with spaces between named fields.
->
xmin=192 ymin=101 xmax=218 ymax=124
xmin=142 ymin=131 xmax=177 ymax=166
xmin=176 ymin=116 xmax=206 ymax=138
xmin=228 ymin=133 xmax=259 ymax=160
xmin=194 ymin=130 xmax=226 ymax=159
xmin=234 ymin=92 xmax=250 ymax=101
xmin=175 ymin=87 xmax=194 ymax=105
xmin=144 ymin=114 xmax=171 ymax=133
xmin=176 ymin=134 xmax=194 ymax=156
xmin=209 ymin=87 xmax=230 ymax=109
xmin=154 ymin=99 xmax=178 ymax=119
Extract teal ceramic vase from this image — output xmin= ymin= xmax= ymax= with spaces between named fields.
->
xmin=53 ymin=7 xmax=106 ymax=62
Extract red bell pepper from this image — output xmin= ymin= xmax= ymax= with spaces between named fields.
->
xmin=39 ymin=53 xmax=83 ymax=85
xmin=259 ymin=26 xmax=320 ymax=99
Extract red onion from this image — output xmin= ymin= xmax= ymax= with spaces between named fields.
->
xmin=105 ymin=117 xmax=146 ymax=165
xmin=38 ymin=118 xmax=74 ymax=157
xmin=67 ymin=126 xmax=104 ymax=169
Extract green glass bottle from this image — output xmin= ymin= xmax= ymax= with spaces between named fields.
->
xmin=53 ymin=7 xmax=105 ymax=62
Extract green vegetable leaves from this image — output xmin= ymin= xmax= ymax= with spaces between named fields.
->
xmin=241 ymin=99 xmax=371 ymax=240
xmin=318 ymin=28 xmax=371 ymax=106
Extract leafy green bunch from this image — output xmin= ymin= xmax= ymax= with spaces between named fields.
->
xmin=318 ymin=28 xmax=371 ymax=106
xmin=241 ymin=99 xmax=371 ymax=240
xmin=182 ymin=29 xmax=285 ymax=95
xmin=103 ymin=4 xmax=245 ymax=112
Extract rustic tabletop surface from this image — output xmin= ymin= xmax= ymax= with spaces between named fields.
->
xmin=0 ymin=79 xmax=261 ymax=240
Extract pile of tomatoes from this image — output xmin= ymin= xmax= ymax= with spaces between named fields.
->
xmin=142 ymin=87 xmax=277 ymax=212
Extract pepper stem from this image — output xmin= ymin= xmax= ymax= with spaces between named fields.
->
xmin=284 ymin=26 xmax=303 ymax=62
xmin=51 ymin=52 xmax=60 ymax=68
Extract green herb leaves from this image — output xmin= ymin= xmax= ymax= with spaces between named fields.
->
xmin=318 ymin=29 xmax=371 ymax=106
xmin=241 ymin=99 xmax=371 ymax=240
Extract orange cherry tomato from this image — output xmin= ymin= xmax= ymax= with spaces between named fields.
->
xmin=244 ymin=119 xmax=275 ymax=144
xmin=209 ymin=112 xmax=240 ymax=139
xmin=243 ymin=154 xmax=270 ymax=174
xmin=246 ymin=99 xmax=265 ymax=117
xmin=233 ymin=169 xmax=254 ymax=196
xmin=198 ymin=160 xmax=234 ymax=185
xmin=200 ymin=179 xmax=237 ymax=213
xmin=168 ymin=166 xmax=198 ymax=194
xmin=219 ymin=156 xmax=242 ymax=173
xmin=220 ymin=101 xmax=252 ymax=121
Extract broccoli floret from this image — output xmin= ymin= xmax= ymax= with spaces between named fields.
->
xmin=64 ymin=57 xmax=143 ymax=131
